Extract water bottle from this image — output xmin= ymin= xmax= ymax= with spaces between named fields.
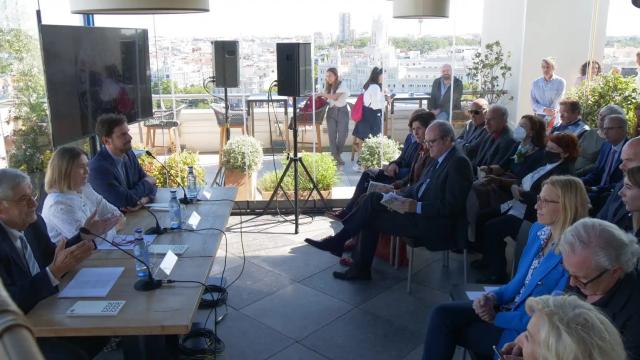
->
xmin=186 ymin=166 xmax=198 ymax=200
xmin=132 ymin=227 xmax=150 ymax=278
xmin=169 ymin=189 xmax=182 ymax=229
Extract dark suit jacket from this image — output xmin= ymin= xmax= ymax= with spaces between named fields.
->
xmin=471 ymin=127 xmax=517 ymax=169
xmin=390 ymin=134 xmax=421 ymax=171
xmin=89 ymin=148 xmax=157 ymax=209
xmin=581 ymin=139 xmax=627 ymax=193
xmin=0 ymin=216 xmax=83 ymax=313
xmin=597 ymin=182 xmax=628 ymax=229
xmin=427 ymin=77 xmax=463 ymax=112
xmin=395 ymin=150 xmax=433 ymax=189
xmin=520 ymin=160 xmax=575 ymax=222
xmin=456 ymin=120 xmax=489 ymax=161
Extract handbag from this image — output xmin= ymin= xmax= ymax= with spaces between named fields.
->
xmin=351 ymin=93 xmax=364 ymax=122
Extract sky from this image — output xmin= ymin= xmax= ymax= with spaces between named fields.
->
xmin=5 ymin=0 xmax=640 ymax=38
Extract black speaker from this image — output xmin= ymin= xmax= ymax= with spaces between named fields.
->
xmin=212 ymin=40 xmax=239 ymax=88
xmin=276 ymin=43 xmax=312 ymax=97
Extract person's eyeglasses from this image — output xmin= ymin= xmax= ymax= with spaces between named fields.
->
xmin=602 ymin=126 xmax=624 ymax=132
xmin=570 ymin=268 xmax=609 ymax=288
xmin=425 ymin=137 xmax=443 ymax=146
xmin=3 ymin=191 xmax=39 ymax=206
xmin=468 ymin=109 xmax=483 ymax=115
xmin=536 ymin=195 xmax=560 ymax=206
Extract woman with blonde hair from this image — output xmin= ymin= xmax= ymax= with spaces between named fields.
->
xmin=42 ymin=146 xmax=122 ymax=244
xmin=511 ymin=295 xmax=626 ymax=360
xmin=422 ymin=175 xmax=590 ymax=360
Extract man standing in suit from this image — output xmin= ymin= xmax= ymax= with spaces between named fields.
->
xmin=89 ymin=113 xmax=157 ymax=211
xmin=581 ymin=114 xmax=628 ymax=212
xmin=598 ymin=137 xmax=640 ymax=229
xmin=306 ymin=121 xmax=473 ymax=280
xmin=0 ymin=168 xmax=108 ymax=358
xmin=470 ymin=104 xmax=517 ymax=173
xmin=428 ymin=64 xmax=463 ymax=120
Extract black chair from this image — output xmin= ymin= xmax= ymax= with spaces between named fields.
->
xmin=144 ymin=105 xmax=185 ymax=150
xmin=211 ymin=104 xmax=248 ymax=163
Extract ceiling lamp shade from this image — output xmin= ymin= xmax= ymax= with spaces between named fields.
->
xmin=393 ymin=0 xmax=450 ymax=19
xmin=69 ymin=0 xmax=210 ymax=14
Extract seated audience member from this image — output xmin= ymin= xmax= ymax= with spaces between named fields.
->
xmin=475 ymin=133 xmax=578 ymax=282
xmin=0 ymin=168 xmax=109 ymax=359
xmin=469 ymin=104 xmax=517 ymax=174
xmin=503 ymin=295 xmax=626 ymax=360
xmin=421 ymin=176 xmax=589 ymax=360
xmin=597 ymin=137 xmax=640 ymax=229
xmin=89 ymin=113 xmax=157 ymax=211
xmin=619 ymin=166 xmax=640 ymax=238
xmin=580 ymin=114 xmax=628 ymax=211
xmin=575 ymin=104 xmax=624 ymax=176
xmin=549 ymin=98 xmax=589 ymax=138
xmin=326 ymin=111 xmax=435 ymax=220
xmin=455 ymin=98 xmax=489 ymax=158
xmin=42 ymin=146 xmax=122 ymax=245
xmin=306 ymin=121 xmax=473 ymax=280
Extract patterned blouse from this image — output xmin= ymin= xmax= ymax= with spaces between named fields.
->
xmin=513 ymin=226 xmax=552 ymax=305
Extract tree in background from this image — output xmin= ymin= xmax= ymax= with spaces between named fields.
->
xmin=466 ymin=41 xmax=512 ymax=104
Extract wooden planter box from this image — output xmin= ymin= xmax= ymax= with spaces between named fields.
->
xmin=224 ymin=169 xmax=257 ymax=201
xmin=257 ymin=189 xmax=332 ymax=201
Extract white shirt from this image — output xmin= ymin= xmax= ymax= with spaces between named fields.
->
xmin=327 ymin=82 xmax=350 ymax=108
xmin=42 ymin=185 xmax=121 ymax=244
xmin=521 ymin=161 xmax=561 ymax=191
xmin=363 ymin=84 xmax=386 ymax=110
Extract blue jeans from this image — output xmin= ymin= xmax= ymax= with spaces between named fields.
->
xmin=422 ymin=301 xmax=503 ymax=360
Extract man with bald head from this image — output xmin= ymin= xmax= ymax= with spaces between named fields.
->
xmin=456 ymin=98 xmax=490 ymax=159
xmin=470 ymin=104 xmax=517 ymax=172
xmin=597 ymin=136 xmax=640 ymax=229
xmin=428 ymin=64 xmax=463 ymax=120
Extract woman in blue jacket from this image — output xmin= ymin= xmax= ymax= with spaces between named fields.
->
xmin=422 ymin=175 xmax=590 ymax=360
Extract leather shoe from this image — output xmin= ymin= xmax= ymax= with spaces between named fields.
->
xmin=332 ymin=267 xmax=371 ymax=281
xmin=305 ymin=237 xmax=343 ymax=257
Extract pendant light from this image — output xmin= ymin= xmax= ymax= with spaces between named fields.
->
xmin=393 ymin=0 xmax=450 ymax=19
xmin=69 ymin=0 xmax=209 ymax=14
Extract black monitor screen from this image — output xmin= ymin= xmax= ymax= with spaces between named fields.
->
xmin=40 ymin=25 xmax=152 ymax=147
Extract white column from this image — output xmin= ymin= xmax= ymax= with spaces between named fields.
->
xmin=481 ymin=0 xmax=610 ymax=125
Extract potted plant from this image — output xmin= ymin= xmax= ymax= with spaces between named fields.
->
xmin=139 ymin=149 xmax=206 ymax=188
xmin=222 ymin=135 xmax=263 ymax=200
xmin=358 ymin=135 xmax=400 ymax=170
xmin=258 ymin=152 xmax=339 ymax=200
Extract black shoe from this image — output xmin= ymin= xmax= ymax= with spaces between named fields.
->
xmin=332 ymin=267 xmax=371 ymax=281
xmin=325 ymin=210 xmax=346 ymax=222
xmin=305 ymin=237 xmax=343 ymax=257
xmin=471 ymin=258 xmax=489 ymax=270
xmin=475 ymin=273 xmax=509 ymax=284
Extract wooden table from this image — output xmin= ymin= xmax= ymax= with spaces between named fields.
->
xmin=26 ymin=186 xmax=237 ymax=341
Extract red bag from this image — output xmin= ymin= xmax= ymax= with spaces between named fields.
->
xmin=351 ymin=94 xmax=364 ymax=122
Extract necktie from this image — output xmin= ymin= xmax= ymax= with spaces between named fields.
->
xmin=417 ymin=161 xmax=438 ymax=199
xmin=600 ymin=148 xmax=617 ymax=187
xmin=18 ymin=234 xmax=40 ymax=276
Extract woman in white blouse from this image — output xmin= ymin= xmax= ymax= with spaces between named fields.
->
xmin=353 ymin=67 xmax=386 ymax=144
xmin=42 ymin=146 xmax=122 ymax=244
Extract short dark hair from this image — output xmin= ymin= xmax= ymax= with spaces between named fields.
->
xmin=409 ymin=111 xmax=436 ymax=129
xmin=548 ymin=132 xmax=579 ymax=161
xmin=95 ymin=113 xmax=127 ymax=140
xmin=559 ymin=98 xmax=582 ymax=114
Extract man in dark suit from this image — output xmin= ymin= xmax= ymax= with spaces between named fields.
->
xmin=470 ymin=104 xmax=517 ymax=173
xmin=89 ymin=113 xmax=157 ymax=211
xmin=427 ymin=64 xmax=463 ymax=120
xmin=581 ymin=114 xmax=628 ymax=212
xmin=306 ymin=121 xmax=473 ymax=280
xmin=455 ymin=98 xmax=489 ymax=160
xmin=597 ymin=137 xmax=640 ymax=229
xmin=0 ymin=168 xmax=108 ymax=359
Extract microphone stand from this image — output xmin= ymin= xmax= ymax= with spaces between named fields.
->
xmin=145 ymin=150 xmax=196 ymax=205
xmin=140 ymin=206 xmax=166 ymax=236
xmin=80 ymin=227 xmax=162 ymax=292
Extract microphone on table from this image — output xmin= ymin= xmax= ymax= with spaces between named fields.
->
xmin=115 ymin=182 xmax=166 ymax=236
xmin=79 ymin=227 xmax=162 ymax=292
xmin=144 ymin=150 xmax=196 ymax=205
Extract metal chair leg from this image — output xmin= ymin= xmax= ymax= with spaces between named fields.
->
xmin=463 ymin=249 xmax=468 ymax=284
xmin=442 ymin=251 xmax=450 ymax=268
xmin=407 ymin=246 xmax=414 ymax=293
xmin=394 ymin=237 xmax=400 ymax=270
xmin=389 ymin=236 xmax=395 ymax=266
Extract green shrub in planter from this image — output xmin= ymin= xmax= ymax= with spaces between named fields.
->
xmin=359 ymin=135 xmax=401 ymax=169
xmin=222 ymin=135 xmax=263 ymax=173
xmin=139 ymin=150 xmax=206 ymax=188
xmin=568 ymin=73 xmax=640 ymax=132
xmin=258 ymin=152 xmax=339 ymax=192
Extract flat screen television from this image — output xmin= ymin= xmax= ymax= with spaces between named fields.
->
xmin=40 ymin=25 xmax=152 ymax=147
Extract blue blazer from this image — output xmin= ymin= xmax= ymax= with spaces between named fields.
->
xmin=391 ymin=133 xmax=421 ymax=179
xmin=89 ymin=148 xmax=157 ymax=209
xmin=581 ymin=139 xmax=626 ymax=192
xmin=490 ymin=222 xmax=569 ymax=349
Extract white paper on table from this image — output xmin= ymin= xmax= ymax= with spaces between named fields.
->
xmin=465 ymin=291 xmax=485 ymax=300
xmin=58 ymin=267 xmax=125 ymax=298
xmin=201 ymin=188 xmax=212 ymax=200
xmin=96 ymin=234 xmax=156 ymax=250
xmin=507 ymin=200 xmax=527 ymax=219
xmin=147 ymin=202 xmax=169 ymax=211
xmin=186 ymin=211 xmax=201 ymax=228
xmin=484 ymin=286 xmax=499 ymax=292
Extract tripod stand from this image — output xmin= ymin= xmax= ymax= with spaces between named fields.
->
xmin=262 ymin=96 xmax=328 ymax=233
